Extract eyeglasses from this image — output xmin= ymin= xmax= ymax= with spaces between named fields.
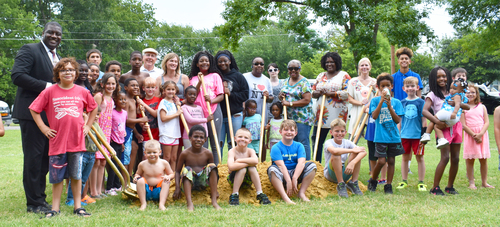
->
xmin=253 ymin=62 xmax=265 ymax=66
xmin=288 ymin=67 xmax=301 ymax=71
xmin=60 ymin=69 xmax=76 ymax=74
xmin=268 ymin=68 xmax=279 ymax=72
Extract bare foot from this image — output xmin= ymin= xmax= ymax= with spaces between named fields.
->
xmin=298 ymin=193 xmax=310 ymax=202
xmin=468 ymin=184 xmax=477 ymax=190
xmin=213 ymin=203 xmax=221 ymax=210
xmin=159 ymin=205 xmax=166 ymax=211
xmin=482 ymin=184 xmax=495 ymax=188
xmin=187 ymin=203 xmax=194 ymax=212
xmin=139 ymin=204 xmax=147 ymax=211
xmin=284 ymin=199 xmax=296 ymax=205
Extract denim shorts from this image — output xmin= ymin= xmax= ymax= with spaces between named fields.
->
xmin=49 ymin=152 xmax=83 ymax=184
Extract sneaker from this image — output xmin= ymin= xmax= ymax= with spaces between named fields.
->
xmin=378 ymin=179 xmax=386 ymax=184
xmin=436 ymin=138 xmax=450 ymax=149
xmin=346 ymin=181 xmax=363 ymax=195
xmin=81 ymin=195 xmax=96 ymax=204
xmin=229 ymin=194 xmax=239 ymax=205
xmin=256 ymin=193 xmax=271 ymax=205
xmin=418 ymin=183 xmax=427 ymax=192
xmin=430 ymin=186 xmax=446 ymax=196
xmin=65 ymin=199 xmax=87 ymax=206
xmin=396 ymin=181 xmax=408 ymax=189
xmin=444 ymin=187 xmax=459 ymax=195
xmin=105 ymin=189 xmax=118 ymax=196
xmin=384 ymin=184 xmax=393 ymax=194
xmin=420 ymin=133 xmax=431 ymax=143
xmin=368 ymin=179 xmax=378 ymax=192
xmin=337 ymin=182 xmax=349 ymax=198
xmin=408 ymin=169 xmax=413 ymax=174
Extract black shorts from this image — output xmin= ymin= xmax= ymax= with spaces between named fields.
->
xmin=367 ymin=140 xmax=377 ymax=161
xmin=375 ymin=143 xmax=404 ymax=158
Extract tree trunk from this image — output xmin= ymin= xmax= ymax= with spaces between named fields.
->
xmin=391 ymin=45 xmax=395 ymax=74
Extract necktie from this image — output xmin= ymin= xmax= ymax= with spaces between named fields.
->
xmin=50 ymin=50 xmax=58 ymax=66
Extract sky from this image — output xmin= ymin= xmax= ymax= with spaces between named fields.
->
xmin=143 ymin=0 xmax=455 ymax=52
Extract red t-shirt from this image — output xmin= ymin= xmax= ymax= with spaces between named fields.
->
xmin=29 ymin=85 xmax=97 ymax=156
xmin=141 ymin=96 xmax=161 ymax=141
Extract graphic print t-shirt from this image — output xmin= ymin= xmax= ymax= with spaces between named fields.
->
xmin=29 ymin=85 xmax=97 ymax=156
xmin=369 ymin=96 xmax=404 ymax=143
xmin=401 ymin=98 xmax=425 ymax=139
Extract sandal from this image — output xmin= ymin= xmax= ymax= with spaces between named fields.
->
xmin=40 ymin=210 xmax=60 ymax=219
xmin=74 ymin=207 xmax=91 ymax=217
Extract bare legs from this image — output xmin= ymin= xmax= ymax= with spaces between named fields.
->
xmin=162 ymin=144 xmax=179 ymax=173
xmin=401 ymin=154 xmax=425 ymax=182
xmin=432 ymin=144 xmax=460 ymax=189
xmin=270 ymin=169 xmax=316 ymax=204
xmin=466 ymin=158 xmax=494 ymax=189
xmin=137 ymin=178 xmax=170 ymax=210
xmin=90 ymin=159 xmax=106 ymax=196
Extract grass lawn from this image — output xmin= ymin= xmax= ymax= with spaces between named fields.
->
xmin=1 ymin=115 xmax=500 ymax=226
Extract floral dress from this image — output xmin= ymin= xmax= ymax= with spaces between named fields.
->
xmin=96 ymin=93 xmax=113 ymax=159
xmin=312 ymin=71 xmax=351 ymax=128
xmin=281 ymin=77 xmax=314 ymax=126
xmin=347 ymin=76 xmax=376 ymax=134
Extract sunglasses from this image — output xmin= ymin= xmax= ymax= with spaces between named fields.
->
xmin=253 ymin=62 xmax=265 ymax=66
xmin=288 ymin=67 xmax=301 ymax=71
xmin=268 ymin=68 xmax=279 ymax=72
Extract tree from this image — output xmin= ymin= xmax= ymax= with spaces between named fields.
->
xmin=230 ymin=22 xmax=327 ymax=78
xmin=218 ymin=0 xmax=435 ymax=65
xmin=447 ymin=0 xmax=500 ymax=55
xmin=0 ymin=0 xmax=40 ymax=105
xmin=437 ymin=37 xmax=500 ymax=86
xmin=409 ymin=52 xmax=435 ymax=84
xmin=55 ymin=0 xmax=157 ymax=72
xmin=149 ymin=24 xmax=224 ymax=75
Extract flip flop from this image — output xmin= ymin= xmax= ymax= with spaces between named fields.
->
xmin=74 ymin=208 xmax=91 ymax=217
xmin=40 ymin=210 xmax=60 ymax=219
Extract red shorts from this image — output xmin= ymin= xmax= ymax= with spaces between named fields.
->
xmin=402 ymin=139 xmax=425 ymax=155
xmin=442 ymin=122 xmax=463 ymax=144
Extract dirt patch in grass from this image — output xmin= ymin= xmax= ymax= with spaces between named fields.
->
xmin=126 ymin=161 xmax=367 ymax=207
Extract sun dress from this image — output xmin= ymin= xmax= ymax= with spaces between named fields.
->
xmin=96 ymin=93 xmax=114 ymax=159
xmin=347 ymin=76 xmax=376 ymax=134
xmin=463 ymin=103 xmax=490 ymax=159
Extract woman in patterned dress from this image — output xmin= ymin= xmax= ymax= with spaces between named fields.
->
xmin=347 ymin=57 xmax=376 ymax=138
xmin=279 ymin=60 xmax=314 ymax=160
xmin=311 ymin=52 xmax=351 ymax=162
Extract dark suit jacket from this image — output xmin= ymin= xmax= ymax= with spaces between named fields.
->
xmin=11 ymin=42 xmax=60 ymax=121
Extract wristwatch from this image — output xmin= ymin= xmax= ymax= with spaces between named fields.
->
xmin=289 ymin=101 xmax=293 ymax=107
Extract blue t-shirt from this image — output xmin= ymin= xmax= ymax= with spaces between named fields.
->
xmin=242 ymin=114 xmax=261 ymax=140
xmin=401 ymin=97 xmax=425 ymax=139
xmin=364 ymin=115 xmax=376 ymax=142
xmin=369 ymin=96 xmax=404 ymax=143
xmin=270 ymin=141 xmax=306 ymax=170
xmin=391 ymin=69 xmax=423 ymax=100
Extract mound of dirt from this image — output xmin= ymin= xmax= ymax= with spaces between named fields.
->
xmin=125 ymin=161 xmax=367 ymax=206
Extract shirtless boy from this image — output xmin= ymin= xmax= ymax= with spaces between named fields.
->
xmin=124 ymin=78 xmax=148 ymax=176
xmin=134 ymin=140 xmax=174 ymax=211
xmin=120 ymin=51 xmax=150 ymax=95
xmin=173 ymin=125 xmax=220 ymax=211
xmin=227 ymin=128 xmax=271 ymax=205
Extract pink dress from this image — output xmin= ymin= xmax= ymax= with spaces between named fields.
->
xmin=463 ymin=103 xmax=490 ymax=159
xmin=96 ymin=93 xmax=114 ymax=159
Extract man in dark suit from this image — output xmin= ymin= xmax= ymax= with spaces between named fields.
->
xmin=11 ymin=21 xmax=62 ymax=213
